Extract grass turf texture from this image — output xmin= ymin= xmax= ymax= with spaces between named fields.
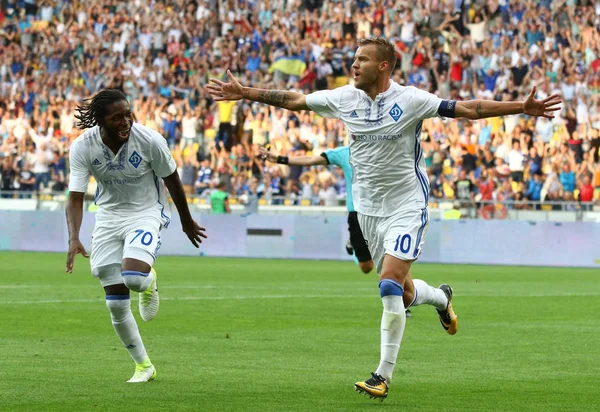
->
xmin=0 ymin=252 xmax=599 ymax=412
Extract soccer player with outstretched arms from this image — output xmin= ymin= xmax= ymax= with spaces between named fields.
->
xmin=207 ymin=37 xmax=561 ymax=400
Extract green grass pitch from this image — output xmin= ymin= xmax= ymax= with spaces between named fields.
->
xmin=0 ymin=252 xmax=599 ymax=411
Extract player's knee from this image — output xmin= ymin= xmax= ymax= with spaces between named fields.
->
xmin=380 ymin=257 xmax=411 ymax=284
xmin=379 ymin=279 xmax=404 ymax=298
xmin=122 ymin=270 xmax=152 ymax=292
xmin=359 ymin=261 xmax=374 ymax=274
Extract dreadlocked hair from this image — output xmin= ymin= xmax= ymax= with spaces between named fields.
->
xmin=75 ymin=89 xmax=128 ymax=130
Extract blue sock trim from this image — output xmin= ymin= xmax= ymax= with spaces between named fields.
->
xmin=122 ymin=270 xmax=149 ymax=277
xmin=106 ymin=295 xmax=130 ymax=301
xmin=379 ymin=279 xmax=404 ymax=297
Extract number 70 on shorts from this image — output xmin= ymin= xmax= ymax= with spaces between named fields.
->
xmin=129 ymin=229 xmax=154 ymax=246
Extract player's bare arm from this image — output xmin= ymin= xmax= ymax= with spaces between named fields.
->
xmin=65 ymin=191 xmax=89 ymax=273
xmin=207 ymin=70 xmax=310 ymax=111
xmin=453 ymin=86 xmax=562 ymax=120
xmin=258 ymin=147 xmax=327 ymax=166
xmin=163 ymin=171 xmax=208 ymax=248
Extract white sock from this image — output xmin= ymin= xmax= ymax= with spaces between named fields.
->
xmin=411 ymin=279 xmax=448 ymax=310
xmin=375 ymin=295 xmax=406 ymax=384
xmin=122 ymin=270 xmax=153 ymax=293
xmin=106 ymin=296 xmax=149 ymax=365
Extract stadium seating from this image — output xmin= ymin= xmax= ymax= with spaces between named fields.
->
xmin=0 ymin=0 xmax=598 ymax=215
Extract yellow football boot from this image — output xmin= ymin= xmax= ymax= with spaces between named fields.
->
xmin=437 ymin=284 xmax=458 ymax=335
xmin=354 ymin=373 xmax=388 ymax=401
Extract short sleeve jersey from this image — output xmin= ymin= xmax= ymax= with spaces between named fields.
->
xmin=68 ymin=123 xmax=177 ymax=225
xmin=306 ymin=81 xmax=442 ymax=217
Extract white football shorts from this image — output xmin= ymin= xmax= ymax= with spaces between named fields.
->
xmin=358 ymin=208 xmax=429 ymax=275
xmin=90 ymin=216 xmax=162 ymax=286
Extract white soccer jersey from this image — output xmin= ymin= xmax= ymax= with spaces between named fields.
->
xmin=306 ymin=81 xmax=442 ymax=217
xmin=68 ymin=123 xmax=177 ymax=226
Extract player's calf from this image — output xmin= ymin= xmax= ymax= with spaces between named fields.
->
xmin=105 ymin=293 xmax=150 ymax=367
xmin=408 ymin=279 xmax=457 ymax=334
xmin=409 ymin=279 xmax=448 ymax=310
xmin=375 ymin=279 xmax=406 ymax=383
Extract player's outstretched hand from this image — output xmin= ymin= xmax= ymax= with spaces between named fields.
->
xmin=206 ymin=70 xmax=244 ymax=102
xmin=182 ymin=219 xmax=208 ymax=248
xmin=523 ymin=86 xmax=562 ymax=119
xmin=257 ymin=147 xmax=278 ymax=163
xmin=66 ymin=239 xmax=89 ymax=273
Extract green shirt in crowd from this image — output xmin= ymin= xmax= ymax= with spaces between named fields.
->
xmin=210 ymin=190 xmax=228 ymax=214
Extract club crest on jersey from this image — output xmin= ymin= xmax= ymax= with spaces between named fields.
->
xmin=389 ymin=103 xmax=403 ymax=122
xmin=349 ymin=110 xmax=359 ymax=119
xmin=92 ymin=159 xmax=101 ymax=166
xmin=129 ymin=151 xmax=143 ymax=168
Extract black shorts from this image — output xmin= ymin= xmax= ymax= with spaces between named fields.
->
xmin=348 ymin=212 xmax=372 ymax=263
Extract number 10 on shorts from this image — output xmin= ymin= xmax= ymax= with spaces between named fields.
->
xmin=394 ymin=234 xmax=412 ymax=254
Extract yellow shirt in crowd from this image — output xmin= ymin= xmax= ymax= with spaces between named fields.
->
xmin=217 ymin=101 xmax=237 ymax=123
xmin=490 ymin=117 xmax=503 ymax=134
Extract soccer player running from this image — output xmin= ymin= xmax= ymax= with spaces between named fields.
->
xmin=65 ymin=90 xmax=207 ymax=383
xmin=207 ymin=38 xmax=561 ymax=400
xmin=257 ymin=145 xmax=374 ymax=274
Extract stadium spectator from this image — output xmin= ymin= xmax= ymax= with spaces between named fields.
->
xmin=318 ymin=178 xmax=338 ymax=207
xmin=32 ymin=141 xmax=53 ymax=191
xmin=560 ymin=164 xmax=576 ymax=193
xmin=578 ymin=174 xmax=594 ymax=210
xmin=0 ymin=0 xmax=597 ymax=213
xmin=210 ymin=180 xmax=230 ymax=214
xmin=180 ymin=152 xmax=198 ymax=195
xmin=50 ymin=150 xmax=67 ymax=191
xmin=525 ymin=173 xmax=543 ymax=203
xmin=181 ymin=109 xmax=199 ymax=149
xmin=454 ymin=170 xmax=475 ymax=205
xmin=162 ymin=113 xmax=179 ymax=149
xmin=195 ymin=158 xmax=212 ymax=195
xmin=508 ymin=140 xmax=526 ymax=183
xmin=240 ymin=177 xmax=260 ymax=217
xmin=215 ymin=100 xmax=237 ymax=152
xmin=0 ymin=155 xmax=16 ymax=197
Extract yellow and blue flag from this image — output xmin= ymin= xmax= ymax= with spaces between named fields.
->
xmin=268 ymin=56 xmax=307 ymax=77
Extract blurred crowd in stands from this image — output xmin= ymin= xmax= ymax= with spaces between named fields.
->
xmin=0 ymin=0 xmax=600 ymax=212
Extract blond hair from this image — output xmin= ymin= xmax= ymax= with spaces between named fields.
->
xmin=358 ymin=37 xmax=397 ymax=72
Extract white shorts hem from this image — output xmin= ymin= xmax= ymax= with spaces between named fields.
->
xmin=91 ymin=264 xmax=123 ymax=288
xmin=123 ymin=247 xmax=156 ymax=267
